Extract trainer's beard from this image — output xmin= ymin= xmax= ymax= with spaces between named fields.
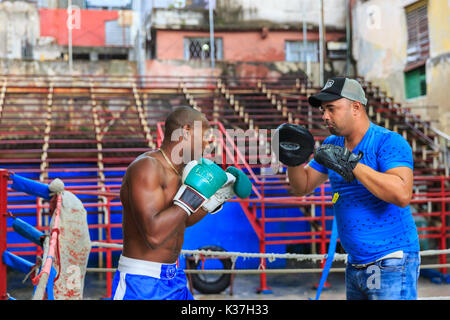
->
xmin=326 ymin=122 xmax=340 ymax=136
xmin=328 ymin=126 xmax=338 ymax=135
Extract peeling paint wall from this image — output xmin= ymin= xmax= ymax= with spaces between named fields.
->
xmin=145 ymin=58 xmax=348 ymax=88
xmin=151 ymin=29 xmax=346 ymax=85
xmin=426 ymin=0 xmax=450 ymax=134
xmin=0 ymin=59 xmax=136 ymax=76
xmin=352 ymin=0 xmax=450 ymax=134
xmin=149 ymin=0 xmax=348 ymax=85
xmin=219 ymin=0 xmax=347 ymax=29
xmin=0 ymin=1 xmax=40 ymax=60
xmin=155 ymin=29 xmax=345 ymax=62
xmin=152 ymin=0 xmax=347 ymax=29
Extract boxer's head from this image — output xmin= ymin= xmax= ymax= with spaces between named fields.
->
xmin=163 ymin=106 xmax=211 ymax=164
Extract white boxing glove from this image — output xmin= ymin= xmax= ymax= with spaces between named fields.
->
xmin=201 ymin=172 xmax=236 ymax=214
xmin=173 ymin=158 xmax=228 ymax=216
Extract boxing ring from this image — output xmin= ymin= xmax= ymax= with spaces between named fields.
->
xmin=1 ymin=154 xmax=450 ymax=299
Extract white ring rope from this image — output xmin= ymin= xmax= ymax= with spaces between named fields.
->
xmin=88 ymin=242 xmax=450 ymax=300
xmin=90 ymin=241 xmax=450 ymax=264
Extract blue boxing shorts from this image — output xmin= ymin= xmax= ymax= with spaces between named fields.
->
xmin=111 ymin=255 xmax=194 ymax=300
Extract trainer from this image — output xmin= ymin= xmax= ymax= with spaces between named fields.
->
xmin=276 ymin=77 xmax=420 ymax=300
xmin=111 ymin=107 xmax=252 ymax=300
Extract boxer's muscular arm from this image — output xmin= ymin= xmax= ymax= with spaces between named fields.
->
xmin=288 ymin=165 xmax=328 ymax=196
xmin=126 ymin=158 xmax=188 ymax=249
xmin=353 ymin=164 xmax=413 ymax=207
xmin=186 ymin=209 xmax=208 ymax=227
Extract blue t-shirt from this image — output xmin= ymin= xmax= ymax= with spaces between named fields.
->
xmin=308 ymin=122 xmax=420 ymax=264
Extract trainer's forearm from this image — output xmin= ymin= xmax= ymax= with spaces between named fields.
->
xmin=287 ymin=165 xmax=309 ymax=196
xmin=353 ymin=163 xmax=411 ymax=207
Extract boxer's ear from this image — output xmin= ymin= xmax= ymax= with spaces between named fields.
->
xmin=183 ymin=124 xmax=192 ymax=140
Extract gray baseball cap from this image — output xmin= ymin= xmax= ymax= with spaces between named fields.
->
xmin=308 ymin=77 xmax=368 ymax=107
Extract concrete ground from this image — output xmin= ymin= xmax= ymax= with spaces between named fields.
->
xmin=192 ymin=258 xmax=450 ymax=300
xmin=193 ymin=271 xmax=450 ymax=300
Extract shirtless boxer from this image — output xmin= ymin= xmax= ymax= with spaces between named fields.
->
xmin=111 ymin=107 xmax=252 ymax=300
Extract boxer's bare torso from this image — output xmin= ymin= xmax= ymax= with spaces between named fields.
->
xmin=120 ymin=151 xmax=185 ymax=264
xmin=120 ymin=149 xmax=208 ymax=264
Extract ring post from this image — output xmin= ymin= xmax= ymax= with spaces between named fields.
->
xmin=0 ymin=169 xmax=9 ymax=300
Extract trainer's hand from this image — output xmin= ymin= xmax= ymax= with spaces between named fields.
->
xmin=273 ymin=123 xmax=315 ymax=167
xmin=314 ymin=144 xmax=363 ymax=182
xmin=202 ymin=166 xmax=252 ymax=214
xmin=173 ymin=158 xmax=228 ymax=215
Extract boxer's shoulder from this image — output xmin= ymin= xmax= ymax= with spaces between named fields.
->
xmin=130 ymin=151 xmax=163 ymax=170
xmin=126 ymin=152 xmax=165 ymax=185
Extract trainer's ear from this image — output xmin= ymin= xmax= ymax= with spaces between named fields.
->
xmin=352 ymin=101 xmax=363 ymax=115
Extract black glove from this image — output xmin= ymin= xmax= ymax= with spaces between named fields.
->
xmin=314 ymin=144 xmax=363 ymax=182
xmin=272 ymin=123 xmax=315 ymax=167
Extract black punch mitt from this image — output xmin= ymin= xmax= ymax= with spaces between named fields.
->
xmin=273 ymin=123 xmax=315 ymax=166
xmin=314 ymin=144 xmax=363 ymax=182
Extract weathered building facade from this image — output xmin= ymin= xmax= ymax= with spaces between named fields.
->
xmin=0 ymin=0 xmax=447 ymax=133
xmin=146 ymin=0 xmax=349 ymax=84
xmin=352 ymin=0 xmax=450 ymax=134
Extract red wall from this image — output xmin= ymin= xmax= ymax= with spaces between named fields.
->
xmin=156 ymin=29 xmax=344 ymax=62
xmin=39 ymin=9 xmax=119 ymax=47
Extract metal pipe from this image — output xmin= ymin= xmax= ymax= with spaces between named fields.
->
xmin=68 ymin=0 xmax=73 ymax=75
xmin=209 ymin=0 xmax=215 ymax=70
xmin=346 ymin=0 xmax=351 ymax=76
xmin=0 ymin=169 xmax=9 ymax=300
xmin=318 ymin=0 xmax=325 ymax=86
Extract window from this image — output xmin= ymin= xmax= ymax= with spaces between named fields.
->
xmin=21 ymin=40 xmax=33 ymax=60
xmin=85 ymin=0 xmax=132 ymax=10
xmin=405 ymin=1 xmax=429 ymax=67
xmin=183 ymin=38 xmax=223 ymax=61
xmin=404 ymin=65 xmax=426 ymax=99
xmin=285 ymin=41 xmax=318 ymax=62
xmin=404 ymin=1 xmax=429 ymax=99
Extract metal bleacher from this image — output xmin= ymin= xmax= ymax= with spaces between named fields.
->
xmin=2 ymin=72 xmax=448 ymax=221
xmin=1 ymin=74 xmax=448 ymax=295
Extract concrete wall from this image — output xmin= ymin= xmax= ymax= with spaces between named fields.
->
xmin=352 ymin=0 xmax=450 ymax=134
xmin=151 ymin=29 xmax=346 ymax=85
xmin=145 ymin=59 xmax=347 ymax=88
xmin=425 ymin=0 xmax=450 ymax=134
xmin=219 ymin=0 xmax=346 ymax=29
xmin=39 ymin=9 xmax=120 ymax=47
xmin=155 ymin=29 xmax=345 ymax=62
xmin=0 ymin=58 xmax=137 ymax=76
xmin=151 ymin=0 xmax=347 ymax=29
xmin=0 ymin=0 xmax=348 ymax=88
xmin=0 ymin=1 xmax=40 ymax=60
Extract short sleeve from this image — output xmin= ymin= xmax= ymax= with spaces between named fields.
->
xmin=378 ymin=132 xmax=414 ymax=172
xmin=306 ymin=135 xmax=342 ymax=175
xmin=307 ymin=158 xmax=328 ymax=174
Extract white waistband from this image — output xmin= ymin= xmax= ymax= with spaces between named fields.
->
xmin=351 ymin=250 xmax=404 ymax=268
xmin=379 ymin=250 xmax=404 ymax=260
xmin=118 ymin=255 xmax=177 ymax=279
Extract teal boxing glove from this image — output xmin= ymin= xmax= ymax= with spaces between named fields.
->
xmin=202 ymin=166 xmax=253 ymax=214
xmin=173 ymin=158 xmax=228 ymax=215
xmin=226 ymin=167 xmax=252 ymax=198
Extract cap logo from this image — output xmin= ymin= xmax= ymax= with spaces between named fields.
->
xmin=323 ymin=80 xmax=334 ymax=91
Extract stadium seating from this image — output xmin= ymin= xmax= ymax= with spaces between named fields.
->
xmin=1 ymin=74 xmax=448 ymax=261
